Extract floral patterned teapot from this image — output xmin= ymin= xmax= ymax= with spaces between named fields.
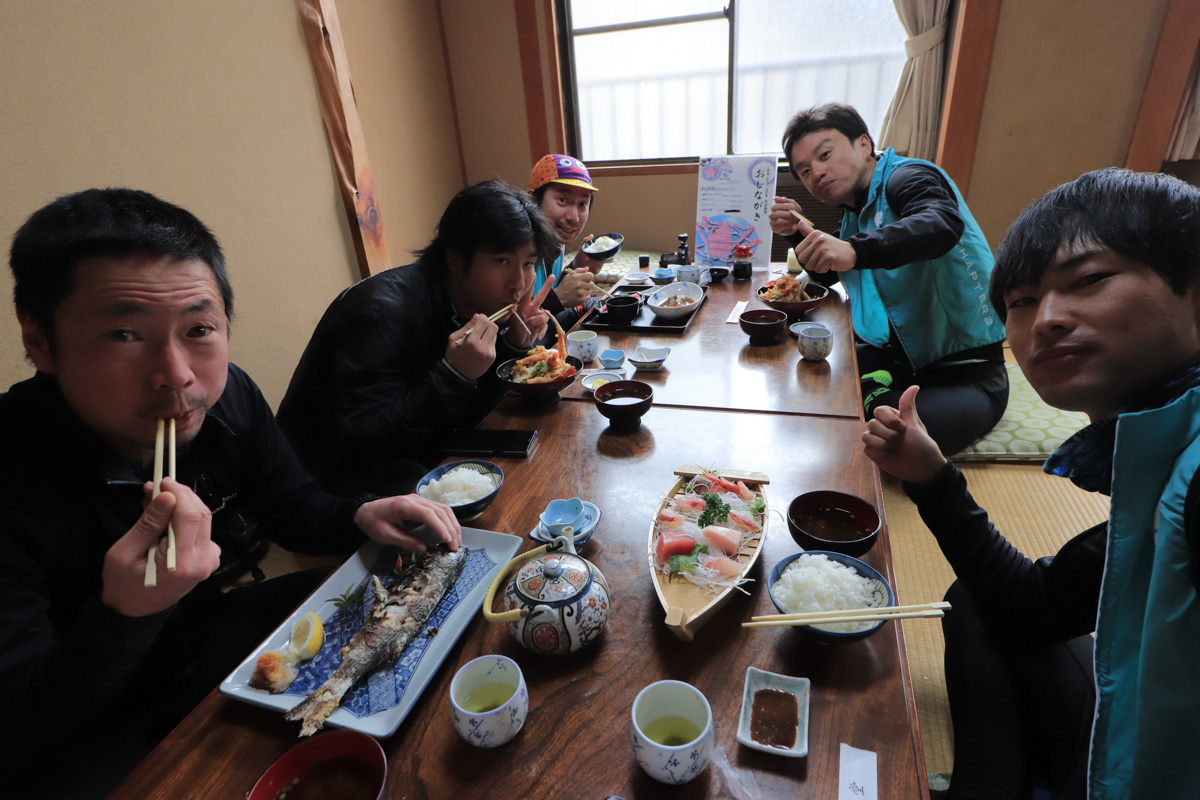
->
xmin=483 ymin=535 xmax=611 ymax=655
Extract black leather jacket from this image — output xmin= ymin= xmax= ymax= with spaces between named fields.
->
xmin=0 ymin=366 xmax=366 ymax=768
xmin=277 ymin=259 xmax=525 ymax=496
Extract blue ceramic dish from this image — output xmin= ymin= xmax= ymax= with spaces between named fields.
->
xmin=599 ymin=349 xmax=626 ymax=369
xmin=539 ymin=497 xmax=587 ymax=537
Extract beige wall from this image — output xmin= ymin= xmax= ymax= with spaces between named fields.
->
xmin=441 ymin=0 xmax=534 ymax=186
xmin=0 ymin=0 xmax=360 ymax=407
xmin=967 ymin=0 xmax=1171 ymax=243
xmin=337 ymin=0 xmax=464 ymax=258
xmin=0 ymin=0 xmax=463 ymax=409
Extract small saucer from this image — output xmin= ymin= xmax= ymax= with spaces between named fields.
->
xmin=529 ymin=500 xmax=602 ymax=546
xmin=736 ymin=667 xmax=810 ymax=757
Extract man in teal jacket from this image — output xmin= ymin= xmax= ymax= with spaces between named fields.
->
xmin=863 ymin=168 xmax=1200 ymax=799
xmin=770 ymin=103 xmax=1007 ymax=454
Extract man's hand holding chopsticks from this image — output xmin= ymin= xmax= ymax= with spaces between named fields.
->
xmin=354 ymin=494 xmax=462 ymax=554
xmin=102 ymin=478 xmax=222 ymax=617
xmin=446 ymin=313 xmax=500 ymax=379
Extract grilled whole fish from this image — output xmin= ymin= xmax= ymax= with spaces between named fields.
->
xmin=285 ymin=546 xmax=468 ymax=736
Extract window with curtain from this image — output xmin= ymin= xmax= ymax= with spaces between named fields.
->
xmin=561 ymin=0 xmax=907 ymax=163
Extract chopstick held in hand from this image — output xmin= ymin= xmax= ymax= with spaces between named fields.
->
xmin=144 ymin=418 xmax=177 ymax=586
xmin=455 ymin=303 xmax=516 ymax=342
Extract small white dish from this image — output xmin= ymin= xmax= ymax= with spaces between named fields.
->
xmin=624 ymin=272 xmax=651 ymax=285
xmin=582 ymin=371 xmax=624 ymax=393
xmin=646 ymin=281 xmax=704 ymax=322
xmin=736 ymin=667 xmax=810 ymax=757
xmin=529 ymin=500 xmax=602 ymax=545
xmin=630 ymin=346 xmax=670 ymax=372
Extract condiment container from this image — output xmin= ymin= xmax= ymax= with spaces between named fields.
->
xmin=732 ymin=243 xmax=752 ymax=280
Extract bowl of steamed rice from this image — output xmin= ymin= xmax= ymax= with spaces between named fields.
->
xmin=416 ymin=460 xmax=504 ymax=522
xmin=767 ymin=551 xmax=894 ymax=644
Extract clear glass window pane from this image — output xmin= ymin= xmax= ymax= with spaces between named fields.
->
xmin=570 ymin=0 xmax=726 ymax=30
xmin=733 ymin=0 xmax=907 ymax=155
xmin=574 ymin=20 xmax=729 ymax=161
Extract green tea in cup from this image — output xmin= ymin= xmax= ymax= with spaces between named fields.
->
xmin=641 ymin=715 xmax=702 ymax=747
xmin=462 ymin=682 xmax=516 ymax=714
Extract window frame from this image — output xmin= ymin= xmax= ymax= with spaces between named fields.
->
xmin=556 ymin=0 xmax=737 ymax=167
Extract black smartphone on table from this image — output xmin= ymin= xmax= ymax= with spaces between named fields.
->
xmin=442 ymin=428 xmax=538 ymax=458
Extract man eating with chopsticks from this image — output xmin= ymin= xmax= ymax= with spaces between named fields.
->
xmin=0 ymin=188 xmax=462 ymax=800
xmin=277 ymin=180 xmax=557 ymax=495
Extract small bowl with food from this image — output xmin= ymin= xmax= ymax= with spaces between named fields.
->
xmin=646 ymin=281 xmax=703 ymax=322
xmin=738 ymin=309 xmax=788 ymax=344
xmin=788 ymin=491 xmax=881 ymax=558
xmin=758 ymin=276 xmax=829 ymax=317
xmin=629 ymin=346 xmax=670 ymax=372
xmin=417 ymin=460 xmax=504 ymax=522
xmin=736 ymin=667 xmax=810 ymax=758
xmin=581 ymin=233 xmax=624 ymax=262
xmin=594 ymin=379 xmax=654 ymax=430
xmin=248 ymin=729 xmax=386 ymax=800
xmin=767 ymin=551 xmax=894 ymax=644
xmin=582 ymin=371 xmax=624 ymax=393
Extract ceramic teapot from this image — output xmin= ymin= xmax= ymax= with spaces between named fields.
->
xmin=483 ymin=535 xmax=611 ymax=655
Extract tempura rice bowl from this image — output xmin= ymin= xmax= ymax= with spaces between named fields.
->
xmin=767 ymin=551 xmax=893 ymax=644
xmin=416 ymin=460 xmax=504 ymax=522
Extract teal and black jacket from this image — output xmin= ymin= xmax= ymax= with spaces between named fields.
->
xmin=791 ymin=147 xmax=1005 ymax=369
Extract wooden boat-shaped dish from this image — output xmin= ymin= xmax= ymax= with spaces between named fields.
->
xmin=648 ymin=465 xmax=769 ymax=641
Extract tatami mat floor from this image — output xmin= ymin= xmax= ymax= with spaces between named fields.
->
xmin=884 ymin=463 xmax=1109 ymax=775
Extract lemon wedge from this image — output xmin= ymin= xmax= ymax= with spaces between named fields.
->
xmin=289 ymin=611 xmax=324 ymax=661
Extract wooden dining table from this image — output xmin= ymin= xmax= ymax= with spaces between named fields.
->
xmin=114 ymin=266 xmax=928 ymax=800
xmin=561 ymin=267 xmax=862 ymax=419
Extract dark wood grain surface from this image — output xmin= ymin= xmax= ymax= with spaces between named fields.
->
xmin=114 ymin=401 xmax=927 ymax=800
xmin=562 ymin=268 xmax=864 ymax=419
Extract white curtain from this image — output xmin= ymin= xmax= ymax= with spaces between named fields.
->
xmin=1166 ymin=44 xmax=1200 ymax=162
xmin=877 ymin=0 xmax=951 ymax=160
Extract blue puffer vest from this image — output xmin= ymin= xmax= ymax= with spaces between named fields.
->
xmin=838 ymin=148 xmax=1003 ymax=369
xmin=1091 ymin=387 xmax=1200 ymax=797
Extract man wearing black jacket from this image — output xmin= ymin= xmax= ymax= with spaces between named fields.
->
xmin=0 ymin=188 xmax=461 ymax=799
xmin=276 ymin=180 xmax=557 ymax=496
xmin=770 ymin=103 xmax=1007 ymax=454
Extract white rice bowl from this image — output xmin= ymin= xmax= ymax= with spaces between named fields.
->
xmin=584 ymin=235 xmax=621 ymax=252
xmin=418 ymin=466 xmax=496 ymax=507
xmin=771 ymin=554 xmax=878 ymax=632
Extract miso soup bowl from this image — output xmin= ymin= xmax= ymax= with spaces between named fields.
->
xmin=787 ymin=490 xmax=881 ymax=557
xmin=594 ymin=380 xmax=653 ymax=429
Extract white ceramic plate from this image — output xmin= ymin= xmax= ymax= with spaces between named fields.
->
xmin=736 ymin=666 xmax=810 ymax=757
xmin=219 ymin=528 xmax=521 ymax=738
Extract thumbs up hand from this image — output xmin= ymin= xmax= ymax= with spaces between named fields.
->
xmin=861 ymin=385 xmax=947 ymax=486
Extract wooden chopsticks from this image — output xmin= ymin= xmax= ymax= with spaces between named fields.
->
xmin=456 ymin=303 xmax=516 ymax=341
xmin=789 ymin=208 xmax=816 ymax=229
xmin=144 ymin=418 xmax=177 ymax=587
xmin=742 ymin=601 xmax=950 ymax=629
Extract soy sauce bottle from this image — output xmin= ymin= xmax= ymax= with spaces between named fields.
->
xmin=676 ymin=234 xmax=689 ymax=266
xmin=733 ymin=243 xmax=753 ymax=280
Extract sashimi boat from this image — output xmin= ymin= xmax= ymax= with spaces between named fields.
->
xmin=648 ymin=466 xmax=769 ymax=641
